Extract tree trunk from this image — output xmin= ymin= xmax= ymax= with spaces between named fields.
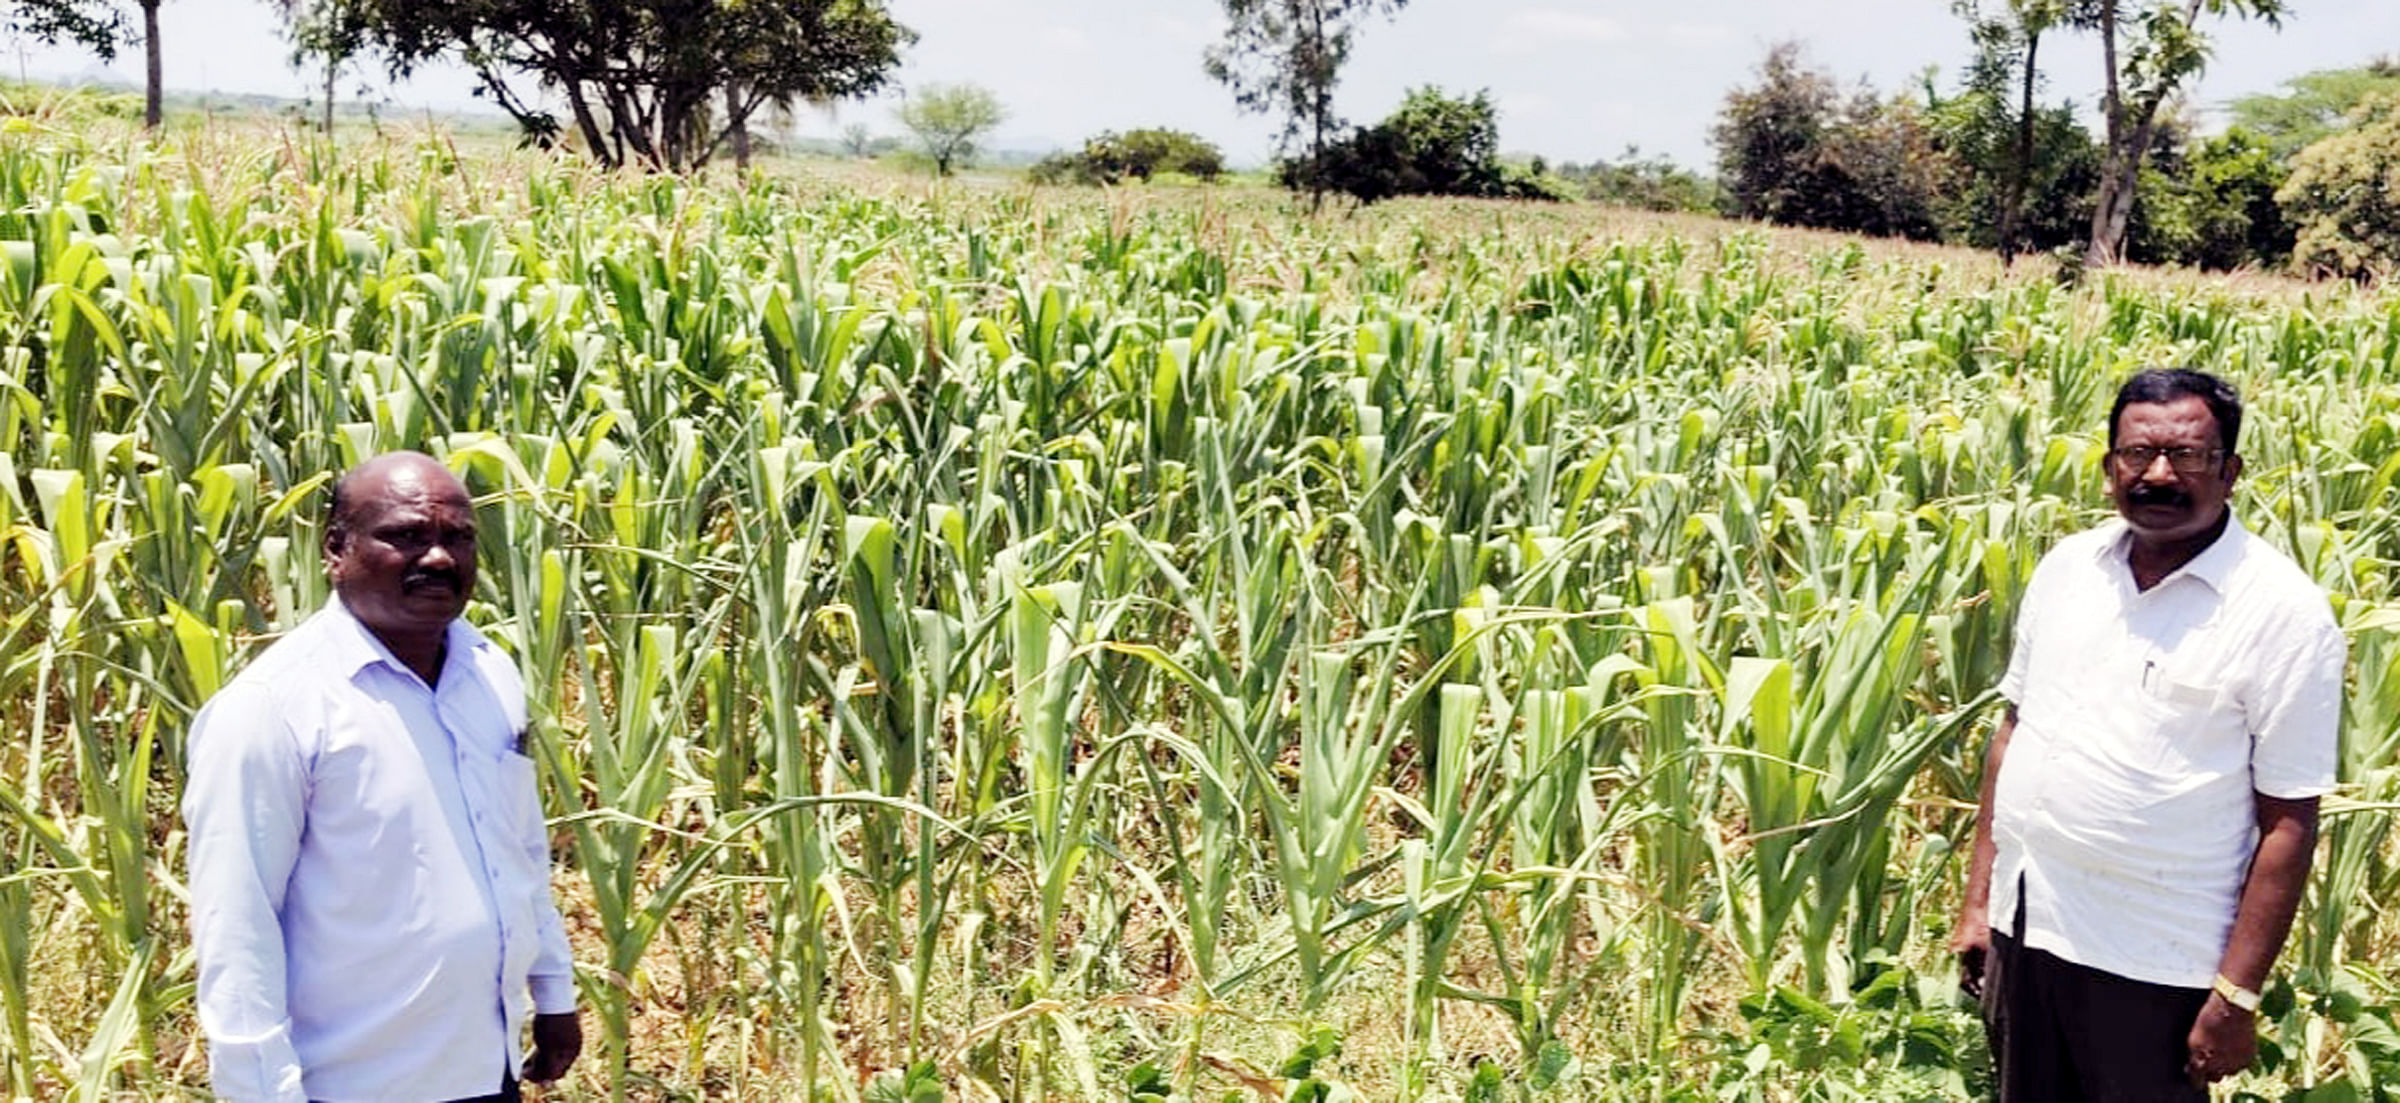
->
xmin=2085 ymin=0 xmax=2123 ymax=266
xmin=322 ymin=55 xmax=335 ymax=135
xmin=2085 ymin=0 xmax=2204 ymax=266
xmin=1998 ymin=25 xmax=2041 ymax=267
xmin=141 ymin=0 xmax=162 ymax=130
xmin=1306 ymin=0 xmax=1330 ymax=212
xmin=563 ymin=82 xmax=615 ymax=169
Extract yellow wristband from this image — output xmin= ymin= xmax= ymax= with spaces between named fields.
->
xmin=2212 ymin=974 xmax=2261 ymax=1013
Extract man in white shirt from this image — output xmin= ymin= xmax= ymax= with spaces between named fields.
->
xmin=184 ymin=452 xmax=582 ymax=1102
xmin=1952 ymin=368 xmax=2345 ymax=1099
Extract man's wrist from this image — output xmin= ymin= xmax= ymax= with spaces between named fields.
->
xmin=2211 ymin=973 xmax=2262 ymax=1014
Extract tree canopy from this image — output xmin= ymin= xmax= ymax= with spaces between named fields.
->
xmin=2279 ymin=92 xmax=2400 ymax=279
xmin=354 ymin=0 xmax=912 ymax=171
xmin=896 ymin=83 xmax=1006 ymax=177
xmin=2230 ymin=61 xmax=2400 ymax=158
xmin=3 ymin=0 xmax=123 ymax=60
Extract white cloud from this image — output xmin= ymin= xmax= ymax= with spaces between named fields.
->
xmin=1493 ymin=7 xmax=1628 ymax=53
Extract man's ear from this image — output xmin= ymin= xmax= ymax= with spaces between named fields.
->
xmin=2225 ymin=453 xmax=2244 ymax=484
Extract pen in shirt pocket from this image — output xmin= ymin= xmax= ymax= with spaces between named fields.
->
xmin=2143 ymin=659 xmax=2156 ymax=692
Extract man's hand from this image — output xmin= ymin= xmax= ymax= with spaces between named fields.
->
xmin=525 ymin=1012 xmax=582 ymax=1085
xmin=1949 ymin=906 xmax=1992 ymax=1000
xmin=2184 ymin=993 xmax=2256 ymax=1085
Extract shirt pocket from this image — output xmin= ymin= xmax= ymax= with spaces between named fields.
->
xmin=2136 ymin=667 xmax=2246 ymax=776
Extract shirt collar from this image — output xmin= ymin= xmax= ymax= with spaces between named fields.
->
xmin=323 ymin=596 xmax=484 ymax=682
xmin=2097 ymin=511 xmax=2247 ymax=595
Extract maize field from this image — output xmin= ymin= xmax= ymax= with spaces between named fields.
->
xmin=3 ymin=119 xmax=2399 ymax=1101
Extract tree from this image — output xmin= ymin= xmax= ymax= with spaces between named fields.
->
xmin=2082 ymin=0 xmax=2283 ymax=266
xmin=273 ymin=0 xmax=372 ymax=133
xmin=1950 ymin=0 xmax=2093 ymax=263
xmin=2229 ymin=60 xmax=2400 ymax=158
xmin=839 ymin=122 xmax=877 ymax=158
xmin=1204 ymin=0 xmax=1407 ymax=205
xmin=1714 ymin=43 xmax=1842 ymax=226
xmin=3 ymin=1 xmax=125 ymax=61
xmin=355 ymin=0 xmax=911 ymax=171
xmin=1937 ymin=3 xmax=2105 ymax=258
xmin=1714 ymin=45 xmax=1954 ymax=241
xmin=895 ymin=83 xmax=1004 ymax=176
xmin=2278 ymin=92 xmax=2400 ymax=279
xmin=1280 ymin=86 xmax=1562 ymax=203
xmin=136 ymin=0 xmax=161 ymax=127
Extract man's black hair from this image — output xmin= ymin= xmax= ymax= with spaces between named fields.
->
xmin=2108 ymin=368 xmax=2241 ymax=454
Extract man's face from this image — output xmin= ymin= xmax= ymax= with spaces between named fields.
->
xmin=2106 ymin=395 xmax=2241 ymax=545
xmin=325 ymin=459 xmax=478 ymax=642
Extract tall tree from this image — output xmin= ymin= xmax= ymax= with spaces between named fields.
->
xmin=1204 ymin=0 xmax=1407 ymax=205
xmin=136 ymin=0 xmax=160 ymax=127
xmin=1954 ymin=0 xmax=2087 ymax=264
xmin=355 ymin=0 xmax=910 ymax=171
xmin=2083 ymin=0 xmax=2282 ymax=266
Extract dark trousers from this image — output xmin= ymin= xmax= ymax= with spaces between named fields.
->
xmin=444 ymin=1079 xmax=521 ymax=1103
xmin=1984 ymin=887 xmax=2209 ymax=1102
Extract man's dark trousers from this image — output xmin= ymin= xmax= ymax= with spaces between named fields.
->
xmin=1984 ymin=887 xmax=2210 ymax=1101
xmin=442 ymin=1080 xmax=521 ymax=1103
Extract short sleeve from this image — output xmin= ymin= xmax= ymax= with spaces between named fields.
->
xmin=2247 ymin=601 xmax=2346 ymax=799
xmin=1998 ymin=545 xmax=2063 ymax=705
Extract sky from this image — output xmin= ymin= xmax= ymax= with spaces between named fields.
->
xmin=11 ymin=0 xmax=2400 ymax=169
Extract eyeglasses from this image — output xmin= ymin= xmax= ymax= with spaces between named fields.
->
xmin=2109 ymin=445 xmax=2225 ymax=476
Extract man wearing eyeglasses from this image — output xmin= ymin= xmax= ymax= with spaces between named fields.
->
xmin=1951 ymin=368 xmax=2345 ymax=1100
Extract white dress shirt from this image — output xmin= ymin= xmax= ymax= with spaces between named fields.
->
xmin=183 ymin=599 xmax=576 ymax=1102
xmin=1992 ymin=515 xmax=2344 ymax=988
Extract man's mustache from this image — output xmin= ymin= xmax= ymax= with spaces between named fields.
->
xmin=2126 ymin=484 xmax=2190 ymax=507
xmin=403 ymin=569 xmax=462 ymax=592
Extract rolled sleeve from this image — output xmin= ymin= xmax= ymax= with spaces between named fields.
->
xmin=181 ymin=686 xmax=310 ymax=1103
xmin=2248 ymin=607 xmax=2347 ymax=798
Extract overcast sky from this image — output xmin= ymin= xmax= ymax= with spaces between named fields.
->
xmin=12 ymin=0 xmax=2400 ymax=168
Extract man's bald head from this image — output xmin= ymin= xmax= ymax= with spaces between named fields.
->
xmin=322 ymin=452 xmax=479 ymax=658
xmin=328 ymin=452 xmax=465 ymax=540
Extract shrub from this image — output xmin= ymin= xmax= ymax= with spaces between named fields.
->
xmin=1031 ymin=128 xmax=1225 ymax=186
xmin=1281 ymin=86 xmax=1558 ymax=204
xmin=1556 ymin=149 xmax=1719 ymax=213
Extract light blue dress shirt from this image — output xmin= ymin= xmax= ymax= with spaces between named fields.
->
xmin=183 ymin=599 xmax=576 ymax=1102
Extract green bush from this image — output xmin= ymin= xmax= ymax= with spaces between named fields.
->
xmin=1556 ymin=149 xmax=1719 ymax=213
xmin=1030 ymin=128 xmax=1225 ymax=186
xmin=1281 ymin=86 xmax=1559 ymax=203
